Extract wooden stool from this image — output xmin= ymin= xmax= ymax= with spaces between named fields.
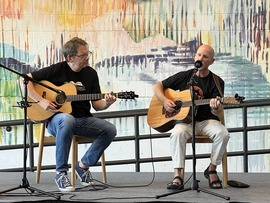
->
xmin=36 ymin=122 xmax=107 ymax=185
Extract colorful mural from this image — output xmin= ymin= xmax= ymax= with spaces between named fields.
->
xmin=0 ymin=0 xmax=270 ymax=171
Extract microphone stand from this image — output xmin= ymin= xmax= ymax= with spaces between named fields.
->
xmin=156 ymin=68 xmax=230 ymax=200
xmin=0 ymin=63 xmax=60 ymax=200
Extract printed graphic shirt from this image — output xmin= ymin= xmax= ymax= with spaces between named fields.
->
xmin=162 ymin=68 xmax=224 ymax=121
xmin=31 ymin=61 xmax=101 ymax=118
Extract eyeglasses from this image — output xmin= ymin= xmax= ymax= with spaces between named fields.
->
xmin=74 ymin=51 xmax=92 ymax=58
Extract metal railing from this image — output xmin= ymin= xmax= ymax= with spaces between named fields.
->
xmin=1 ymin=98 xmax=270 ymax=173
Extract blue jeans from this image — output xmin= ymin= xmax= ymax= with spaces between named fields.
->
xmin=47 ymin=113 xmax=117 ymax=173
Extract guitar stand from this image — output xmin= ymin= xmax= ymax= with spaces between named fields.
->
xmin=156 ymin=68 xmax=230 ymax=201
xmin=0 ymin=64 xmax=60 ymax=200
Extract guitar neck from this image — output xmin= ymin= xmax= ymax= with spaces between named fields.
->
xmin=182 ymin=98 xmax=212 ymax=107
xmin=66 ymin=93 xmax=109 ymax=102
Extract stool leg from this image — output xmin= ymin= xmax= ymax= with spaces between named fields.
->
xmin=36 ymin=123 xmax=45 ymax=184
xmin=222 ymin=150 xmax=228 ymax=188
xmin=71 ymin=137 xmax=77 ymax=186
xmin=101 ymin=153 xmax=107 ymax=183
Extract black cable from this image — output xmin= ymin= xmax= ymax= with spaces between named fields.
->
xmin=69 ymin=126 xmax=158 ymax=201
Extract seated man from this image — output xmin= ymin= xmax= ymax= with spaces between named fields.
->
xmin=20 ymin=37 xmax=117 ymax=192
xmin=152 ymin=44 xmax=230 ymax=190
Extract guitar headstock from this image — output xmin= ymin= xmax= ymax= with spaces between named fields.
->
xmin=117 ymin=91 xmax=139 ymax=100
xmin=223 ymin=94 xmax=245 ymax=105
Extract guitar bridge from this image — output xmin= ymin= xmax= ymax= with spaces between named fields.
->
xmin=163 ymin=109 xmax=180 ymax=118
xmin=42 ymin=91 xmax=46 ymax=98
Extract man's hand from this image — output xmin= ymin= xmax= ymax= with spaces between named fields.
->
xmin=39 ymin=98 xmax=58 ymax=113
xmin=210 ymin=96 xmax=221 ymax=110
xmin=210 ymin=96 xmax=223 ymax=115
xmin=163 ymin=98 xmax=177 ymax=112
xmin=104 ymin=93 xmax=116 ymax=106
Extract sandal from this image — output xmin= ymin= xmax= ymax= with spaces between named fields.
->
xmin=166 ymin=176 xmax=184 ymax=190
xmin=204 ymin=165 xmax=223 ymax=189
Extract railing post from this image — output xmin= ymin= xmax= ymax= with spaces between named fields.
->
xmin=134 ymin=115 xmax=140 ymax=172
xmin=242 ymin=106 xmax=248 ymax=172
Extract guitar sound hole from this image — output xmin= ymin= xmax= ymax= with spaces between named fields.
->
xmin=55 ymin=93 xmax=67 ymax=105
xmin=174 ymin=100 xmax=182 ymax=110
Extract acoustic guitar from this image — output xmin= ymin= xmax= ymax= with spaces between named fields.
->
xmin=147 ymin=88 xmax=244 ymax=132
xmin=27 ymin=80 xmax=138 ymax=121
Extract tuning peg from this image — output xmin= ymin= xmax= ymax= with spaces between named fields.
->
xmin=234 ymin=93 xmax=245 ymax=102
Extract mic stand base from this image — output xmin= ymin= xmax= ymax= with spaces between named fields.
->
xmin=0 ymin=177 xmax=61 ymax=200
xmin=156 ymin=179 xmax=230 ymax=200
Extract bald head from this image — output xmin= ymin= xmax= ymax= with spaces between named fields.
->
xmin=194 ymin=44 xmax=215 ymax=72
xmin=197 ymin=44 xmax=215 ymax=59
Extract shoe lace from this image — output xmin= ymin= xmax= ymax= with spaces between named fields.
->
xmin=60 ymin=173 xmax=72 ymax=187
xmin=82 ymin=169 xmax=93 ymax=183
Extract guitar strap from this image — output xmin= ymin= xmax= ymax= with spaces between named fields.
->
xmin=212 ymin=72 xmax=225 ymax=123
xmin=212 ymin=73 xmax=223 ymax=97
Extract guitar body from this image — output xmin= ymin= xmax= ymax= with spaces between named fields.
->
xmin=27 ymin=81 xmax=76 ymax=121
xmin=147 ymin=89 xmax=192 ymax=132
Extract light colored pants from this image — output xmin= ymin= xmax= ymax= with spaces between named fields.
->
xmin=170 ymin=119 xmax=230 ymax=168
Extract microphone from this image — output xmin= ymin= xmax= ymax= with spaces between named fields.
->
xmin=194 ymin=60 xmax=202 ymax=69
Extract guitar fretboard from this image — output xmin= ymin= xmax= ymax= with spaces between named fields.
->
xmin=66 ymin=93 xmax=115 ymax=101
xmin=182 ymin=98 xmax=213 ymax=107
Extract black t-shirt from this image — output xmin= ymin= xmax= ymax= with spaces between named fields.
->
xmin=162 ymin=69 xmax=224 ymax=121
xmin=31 ymin=61 xmax=101 ymax=118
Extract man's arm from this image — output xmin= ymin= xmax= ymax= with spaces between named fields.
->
xmin=19 ymin=74 xmax=58 ymax=112
xmin=152 ymin=82 xmax=167 ymax=103
xmin=91 ymin=93 xmax=116 ymax=111
xmin=153 ymin=82 xmax=176 ymax=113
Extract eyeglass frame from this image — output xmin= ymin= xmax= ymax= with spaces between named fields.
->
xmin=74 ymin=51 xmax=92 ymax=58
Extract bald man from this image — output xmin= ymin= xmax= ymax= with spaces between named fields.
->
xmin=152 ymin=44 xmax=229 ymax=190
